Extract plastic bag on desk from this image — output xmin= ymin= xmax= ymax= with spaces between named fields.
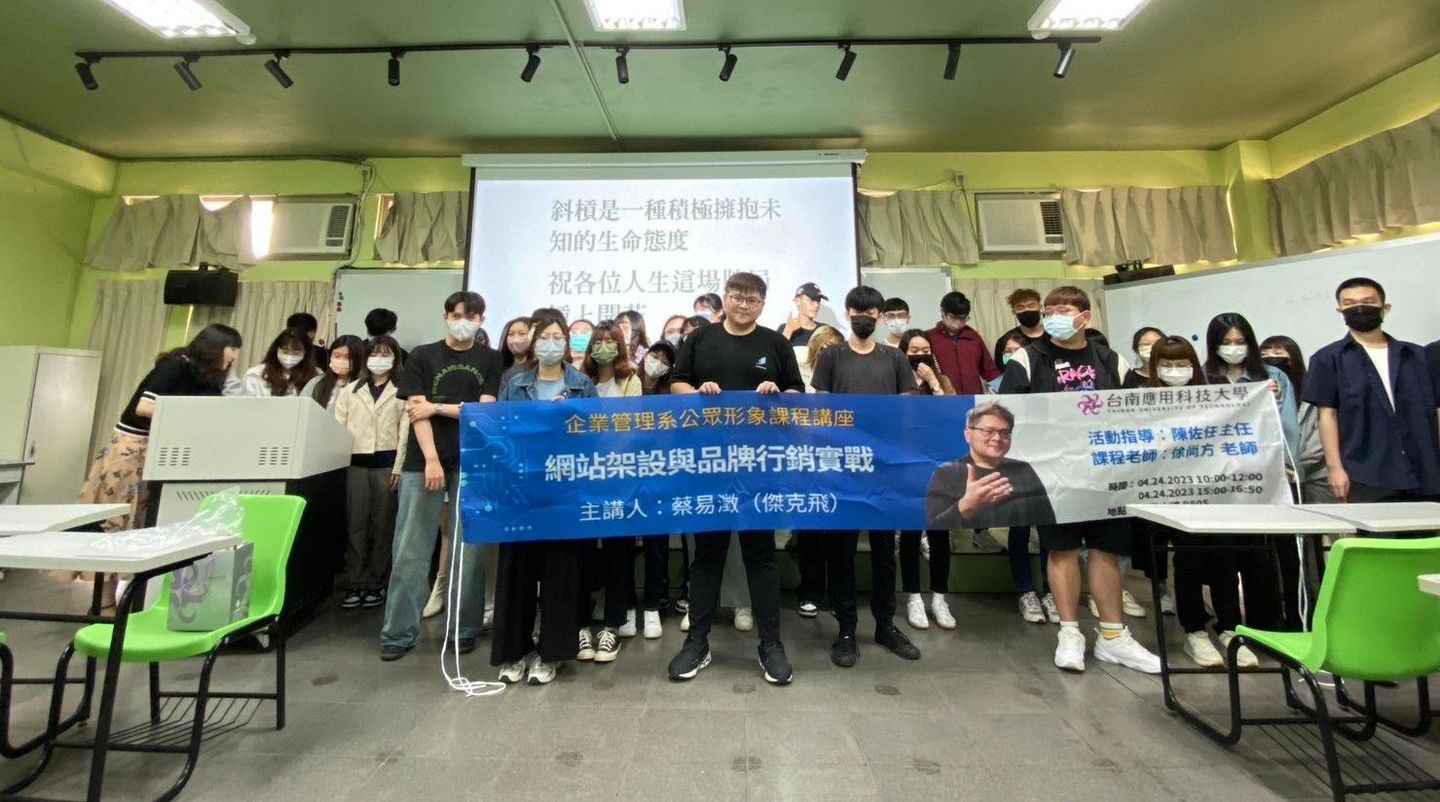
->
xmin=85 ymin=486 xmax=247 ymax=557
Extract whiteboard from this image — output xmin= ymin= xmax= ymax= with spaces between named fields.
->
xmin=333 ymin=268 xmax=464 ymax=351
xmin=1103 ymin=233 xmax=1440 ymax=361
xmin=860 ymin=267 xmax=952 ymax=318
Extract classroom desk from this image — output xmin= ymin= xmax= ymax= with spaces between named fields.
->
xmin=1421 ymin=574 xmax=1440 ymax=597
xmin=0 ymin=503 xmax=130 ymax=536
xmin=1127 ymin=504 xmax=1355 ymax=744
xmin=0 ymin=529 xmax=239 ymax=802
xmin=1301 ymin=502 xmax=1440 ymax=534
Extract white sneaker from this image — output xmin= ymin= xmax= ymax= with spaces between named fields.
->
xmin=798 ymin=601 xmax=819 ymax=618
xmin=1041 ymin=593 xmax=1061 ymax=624
xmin=576 ymin=628 xmax=596 ymax=661
xmin=1219 ymin=631 xmax=1259 ymax=668
xmin=906 ymin=593 xmax=930 ymax=630
xmin=619 ymin=608 xmax=637 ymax=638
xmin=1122 ymin=590 xmax=1147 ymax=618
xmin=1184 ymin=631 xmax=1223 ymax=668
xmin=680 ymin=612 xmax=690 ymax=632
xmin=422 ymin=576 xmax=446 ymax=619
xmin=498 ymin=658 xmax=528 ymax=683
xmin=930 ymin=595 xmax=956 ymax=630
xmin=1019 ymin=591 xmax=1044 ymax=624
xmin=526 ymin=655 xmax=557 ymax=685
xmin=1092 ymin=627 xmax=1162 ymax=674
xmin=643 ymin=610 xmax=662 ymax=639
xmin=1086 ymin=595 xmax=1099 ymax=619
xmin=1055 ymin=627 xmax=1086 ymax=672
xmin=1159 ymin=593 xmax=1176 ymax=616
xmin=734 ymin=607 xmax=754 ymax=632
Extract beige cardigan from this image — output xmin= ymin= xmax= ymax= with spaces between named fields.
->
xmin=334 ymin=379 xmax=410 ymax=475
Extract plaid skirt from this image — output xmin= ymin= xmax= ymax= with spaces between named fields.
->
xmin=78 ymin=428 xmax=150 ymax=533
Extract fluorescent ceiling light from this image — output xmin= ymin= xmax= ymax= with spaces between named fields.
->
xmin=582 ymin=0 xmax=686 ymax=31
xmin=100 ymin=0 xmax=252 ymax=40
xmin=1028 ymin=0 xmax=1152 ymax=34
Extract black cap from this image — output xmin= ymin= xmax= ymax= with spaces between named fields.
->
xmin=796 ymin=282 xmax=828 ymax=301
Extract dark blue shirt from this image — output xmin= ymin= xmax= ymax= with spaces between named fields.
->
xmin=1302 ymin=334 xmax=1440 ymax=495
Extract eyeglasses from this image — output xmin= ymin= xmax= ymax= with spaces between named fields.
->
xmin=725 ymin=293 xmax=765 ymax=308
xmin=967 ymin=426 xmax=1012 ymax=440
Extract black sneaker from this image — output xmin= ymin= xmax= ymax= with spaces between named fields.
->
xmin=876 ymin=625 xmax=922 ymax=661
xmin=447 ymin=636 xmax=478 ymax=655
xmin=830 ymin=634 xmax=859 ymax=668
xmin=379 ymin=644 xmax=412 ymax=662
xmin=667 ymin=636 xmax=711 ymax=681
xmin=758 ymin=640 xmax=793 ymax=685
xmin=361 ymin=589 xmax=386 ymax=608
xmin=340 ymin=589 xmax=363 ymax=609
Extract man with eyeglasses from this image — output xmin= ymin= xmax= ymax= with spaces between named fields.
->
xmin=926 ymin=291 xmax=1000 ymax=395
xmin=668 ymin=271 xmax=805 ymax=685
xmin=926 ymin=403 xmax=1056 ymax=532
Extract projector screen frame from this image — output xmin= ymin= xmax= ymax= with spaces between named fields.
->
xmin=459 ymin=150 xmax=866 ymax=333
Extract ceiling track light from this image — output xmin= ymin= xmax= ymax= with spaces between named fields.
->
xmin=1053 ymin=42 xmax=1075 ymax=78
xmin=615 ymin=46 xmax=629 ymax=85
xmin=521 ymin=45 xmax=542 ymax=83
xmin=174 ymin=55 xmax=202 ymax=91
xmin=388 ymin=50 xmax=403 ymax=87
xmin=264 ymin=50 xmax=293 ymax=88
xmin=75 ymin=55 xmax=100 ymax=91
xmin=943 ymin=43 xmax=961 ymax=80
xmin=718 ymin=45 xmax=737 ymax=82
xmin=835 ymin=43 xmax=856 ymax=81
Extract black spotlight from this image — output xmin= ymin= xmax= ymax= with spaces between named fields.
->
xmin=1053 ymin=43 xmax=1075 ymax=78
xmin=265 ymin=51 xmax=293 ymax=88
xmin=615 ymin=46 xmax=629 ymax=84
xmin=718 ymin=45 xmax=737 ymax=82
xmin=75 ymin=57 xmax=99 ymax=91
xmin=835 ymin=44 xmax=856 ymax=81
xmin=174 ymin=56 xmax=201 ymax=91
xmin=388 ymin=51 xmax=403 ymax=87
xmin=521 ymin=45 xmax=542 ymax=83
xmin=943 ymin=43 xmax=961 ymax=80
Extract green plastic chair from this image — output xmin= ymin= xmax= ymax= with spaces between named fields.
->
xmin=62 ymin=495 xmax=305 ymax=801
xmin=1231 ymin=536 xmax=1440 ymax=801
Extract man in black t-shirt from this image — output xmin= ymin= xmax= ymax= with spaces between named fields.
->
xmin=380 ymin=291 xmax=502 ymax=662
xmin=926 ymin=403 xmax=1057 ymax=530
xmin=810 ymin=286 xmax=921 ymax=668
xmin=669 ymin=272 xmax=804 ymax=686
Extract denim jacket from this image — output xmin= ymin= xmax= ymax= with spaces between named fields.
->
xmin=500 ymin=363 xmax=598 ymax=402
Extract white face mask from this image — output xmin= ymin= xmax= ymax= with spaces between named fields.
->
xmin=367 ymin=356 xmax=394 ymax=375
xmin=644 ymin=355 xmax=671 ymax=378
xmin=1216 ymin=344 xmax=1249 ymax=365
xmin=506 ymin=335 xmax=531 ymax=355
xmin=1137 ymin=345 xmax=1152 ymax=363
xmin=885 ymin=318 xmax=910 ymax=336
xmin=447 ymin=318 xmax=481 ymax=343
xmin=277 ymin=352 xmax=303 ymax=369
xmin=664 ymin=333 xmax=682 ymax=347
xmin=1158 ymin=366 xmax=1194 ymax=386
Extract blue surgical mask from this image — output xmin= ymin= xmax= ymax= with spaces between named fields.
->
xmin=535 ymin=339 xmax=567 ymax=367
xmin=1042 ymin=314 xmax=1078 ymax=340
xmin=570 ymin=332 xmax=591 ymax=353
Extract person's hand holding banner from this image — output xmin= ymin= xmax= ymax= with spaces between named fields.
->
xmin=698 ymin=381 xmax=722 ymax=395
xmin=756 ymin=381 xmax=781 ymax=395
xmin=957 ymin=463 xmax=1014 ymax=520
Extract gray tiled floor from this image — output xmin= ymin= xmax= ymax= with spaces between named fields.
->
xmin=2 ymin=569 xmax=1438 ymax=801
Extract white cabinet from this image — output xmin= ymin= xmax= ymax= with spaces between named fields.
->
xmin=0 ymin=347 xmax=101 ymax=504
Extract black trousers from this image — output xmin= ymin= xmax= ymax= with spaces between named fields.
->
xmin=898 ymin=530 xmax=950 ymax=594
xmin=1273 ymin=536 xmax=1302 ymax=631
xmin=795 ymin=531 xmax=828 ymax=605
xmin=688 ymin=530 xmax=781 ymax=642
xmin=641 ymin=535 xmax=671 ymax=611
xmin=1172 ymin=540 xmax=1242 ymax=635
xmin=827 ymin=530 xmax=898 ymax=636
xmin=576 ymin=538 xmax=635 ymax=629
xmin=490 ymin=540 xmax=581 ymax=666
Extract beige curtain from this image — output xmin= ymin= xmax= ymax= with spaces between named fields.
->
xmin=857 ymin=190 xmax=980 ymax=267
xmin=949 ymin=277 xmax=1109 ymax=349
xmin=1060 ymin=186 xmax=1237 ymax=267
xmin=183 ymin=304 xmax=234 ymax=341
xmin=1270 ymin=109 xmax=1440 ymax=255
xmin=86 ymin=280 xmax=169 ymax=458
xmin=375 ymin=192 xmax=469 ymax=265
xmin=228 ymin=281 xmax=336 ymax=371
xmin=86 ymin=195 xmax=259 ymax=271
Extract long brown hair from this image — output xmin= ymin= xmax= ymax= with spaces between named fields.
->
xmin=1143 ymin=335 xmax=1206 ymax=388
xmin=582 ymin=321 xmax=635 ymax=381
xmin=311 ymin=335 xmax=365 ymax=406
xmin=260 ymin=329 xmax=316 ymax=396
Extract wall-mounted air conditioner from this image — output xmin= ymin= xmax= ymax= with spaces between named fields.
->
xmin=976 ymin=192 xmax=1066 ymax=256
xmin=270 ymin=200 xmax=355 ymax=257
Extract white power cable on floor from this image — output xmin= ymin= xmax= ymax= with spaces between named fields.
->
xmin=440 ymin=497 xmax=504 ymax=697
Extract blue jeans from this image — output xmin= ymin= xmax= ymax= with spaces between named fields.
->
xmin=381 ymin=471 xmax=485 ymax=648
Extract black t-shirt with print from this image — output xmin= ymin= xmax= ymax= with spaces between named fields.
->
xmin=1048 ymin=343 xmax=1105 ymax=392
xmin=397 ymin=340 xmax=502 ymax=472
xmin=674 ymin=323 xmax=805 ymax=392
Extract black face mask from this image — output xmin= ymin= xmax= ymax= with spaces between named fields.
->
xmin=1015 ymin=310 xmax=1042 ymax=328
xmin=850 ymin=315 xmax=878 ymax=340
xmin=1342 ymin=305 xmax=1384 ymax=333
xmin=1262 ymin=356 xmax=1289 ymax=369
